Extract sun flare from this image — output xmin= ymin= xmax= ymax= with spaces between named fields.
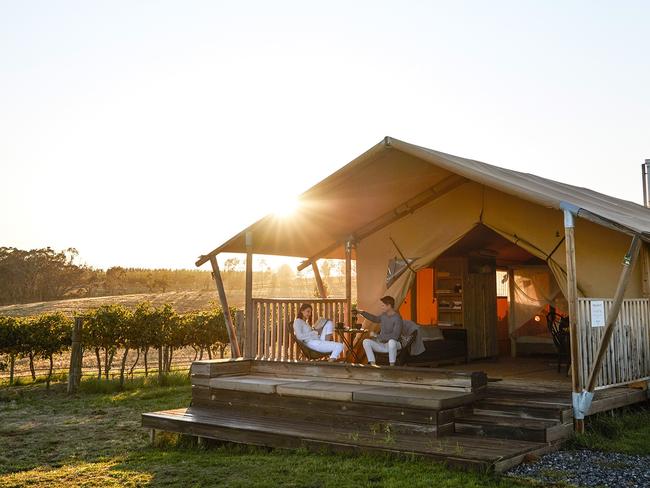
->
xmin=272 ymin=195 xmax=300 ymax=217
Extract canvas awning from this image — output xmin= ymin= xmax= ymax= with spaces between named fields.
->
xmin=197 ymin=136 xmax=650 ymax=267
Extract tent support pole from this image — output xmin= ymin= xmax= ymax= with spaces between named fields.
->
xmin=563 ymin=208 xmax=584 ymax=433
xmin=585 ymin=235 xmax=641 ymax=392
xmin=245 ymin=232 xmax=254 ymax=359
xmin=209 ymin=255 xmax=242 ymax=358
xmin=508 ymin=268 xmax=517 ymax=358
xmin=345 ymin=240 xmax=353 ymax=326
xmin=312 ymin=261 xmax=328 ymax=298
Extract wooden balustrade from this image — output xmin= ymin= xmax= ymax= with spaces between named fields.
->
xmin=250 ymin=298 xmax=347 ymax=360
xmin=577 ymin=298 xmax=650 ymax=389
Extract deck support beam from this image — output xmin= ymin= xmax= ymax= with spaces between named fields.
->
xmin=209 ymin=255 xmax=242 ymax=358
xmin=562 ymin=206 xmax=584 ymax=432
xmin=312 ymin=261 xmax=328 ymax=298
xmin=245 ymin=232 xmax=254 ymax=359
xmin=585 ymin=235 xmax=642 ymax=392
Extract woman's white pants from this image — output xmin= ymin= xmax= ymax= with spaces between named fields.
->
xmin=305 ymin=321 xmax=344 ymax=360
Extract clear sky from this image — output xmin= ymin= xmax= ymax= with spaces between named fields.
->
xmin=1 ymin=1 xmax=649 ymax=270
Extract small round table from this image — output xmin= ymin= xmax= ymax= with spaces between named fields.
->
xmin=335 ymin=328 xmax=368 ymax=363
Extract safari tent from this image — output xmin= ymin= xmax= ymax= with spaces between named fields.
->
xmin=196 ymin=136 xmax=650 ymax=417
xmin=142 ymin=137 xmax=650 ymax=465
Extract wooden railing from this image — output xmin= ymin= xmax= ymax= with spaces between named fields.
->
xmin=249 ymin=298 xmax=347 ymax=360
xmin=577 ymin=298 xmax=650 ymax=389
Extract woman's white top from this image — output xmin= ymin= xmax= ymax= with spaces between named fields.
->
xmin=293 ymin=318 xmax=319 ymax=342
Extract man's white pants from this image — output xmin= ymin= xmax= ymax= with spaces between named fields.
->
xmin=363 ymin=338 xmax=401 ymax=365
xmin=305 ymin=321 xmax=344 ymax=360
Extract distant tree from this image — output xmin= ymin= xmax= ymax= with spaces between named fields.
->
xmin=277 ymin=264 xmax=295 ymax=290
xmin=0 ymin=247 xmax=93 ymax=305
xmin=224 ymin=258 xmax=241 ymax=272
xmin=105 ymin=266 xmax=127 ymax=295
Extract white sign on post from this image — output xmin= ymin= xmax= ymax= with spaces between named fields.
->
xmin=590 ymin=300 xmax=606 ymax=327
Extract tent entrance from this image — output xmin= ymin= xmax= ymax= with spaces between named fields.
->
xmin=400 ymin=224 xmax=570 ymax=380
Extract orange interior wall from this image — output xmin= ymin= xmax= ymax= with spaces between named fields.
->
xmin=398 ymin=269 xmax=437 ymax=325
xmin=399 ymin=290 xmax=412 ymax=320
xmin=496 ymin=296 xmax=510 ymax=356
xmin=417 ymin=268 xmax=437 ymax=325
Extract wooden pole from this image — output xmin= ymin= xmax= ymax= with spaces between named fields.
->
xmin=209 ymin=255 xmax=242 ymax=358
xmin=67 ymin=317 xmax=83 ymax=394
xmin=235 ymin=310 xmax=245 ymax=357
xmin=245 ymin=232 xmax=254 ymax=359
xmin=585 ymin=235 xmax=642 ymax=392
xmin=563 ymin=208 xmax=584 ymax=432
xmin=508 ymin=268 xmax=517 ymax=358
xmin=345 ymin=240 xmax=353 ymax=326
xmin=312 ymin=261 xmax=328 ymax=298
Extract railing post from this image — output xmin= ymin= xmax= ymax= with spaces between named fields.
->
xmin=235 ymin=310 xmax=245 ymax=357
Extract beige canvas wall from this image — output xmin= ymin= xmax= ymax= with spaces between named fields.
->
xmin=356 ymin=182 xmax=643 ymax=315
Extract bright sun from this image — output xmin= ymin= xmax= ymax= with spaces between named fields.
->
xmin=272 ymin=195 xmax=300 ymax=217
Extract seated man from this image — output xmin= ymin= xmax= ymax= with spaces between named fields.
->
xmin=359 ymin=295 xmax=403 ymax=366
xmin=293 ymin=303 xmax=344 ymax=361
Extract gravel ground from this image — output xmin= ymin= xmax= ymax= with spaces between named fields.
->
xmin=507 ymin=449 xmax=650 ymax=487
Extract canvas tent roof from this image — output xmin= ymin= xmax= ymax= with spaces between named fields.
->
xmin=197 ymin=137 xmax=650 ymax=266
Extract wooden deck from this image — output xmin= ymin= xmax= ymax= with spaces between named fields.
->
xmin=142 ymin=359 xmax=649 ymax=472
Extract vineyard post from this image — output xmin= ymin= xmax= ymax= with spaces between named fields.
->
xmin=67 ymin=317 xmax=83 ymax=394
xmin=9 ymin=354 xmax=15 ymax=385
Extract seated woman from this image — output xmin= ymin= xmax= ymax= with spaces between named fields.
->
xmin=293 ymin=303 xmax=344 ymax=361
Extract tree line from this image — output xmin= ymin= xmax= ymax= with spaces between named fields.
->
xmin=0 ymin=303 xmax=233 ymax=388
xmin=0 ymin=246 xmax=351 ymax=307
xmin=0 ymin=246 xmax=217 ymax=305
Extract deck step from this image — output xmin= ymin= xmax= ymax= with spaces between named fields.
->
xmin=454 ymin=414 xmax=572 ymax=443
xmin=142 ymin=407 xmax=548 ymax=472
xmin=473 ymin=400 xmax=572 ymax=422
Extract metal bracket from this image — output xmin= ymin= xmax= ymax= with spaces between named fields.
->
xmin=572 ymin=390 xmax=594 ymax=420
xmin=560 ymin=201 xmax=580 ymax=228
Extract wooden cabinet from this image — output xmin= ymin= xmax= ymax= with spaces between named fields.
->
xmin=434 ymin=258 xmax=465 ymax=327
xmin=435 ymin=257 xmax=497 ymax=359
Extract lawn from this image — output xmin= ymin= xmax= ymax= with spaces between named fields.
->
xmin=0 ymin=375 xmax=540 ymax=488
xmin=571 ymin=405 xmax=650 ymax=455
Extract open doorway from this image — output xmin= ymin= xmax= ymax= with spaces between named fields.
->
xmin=400 ymin=224 xmax=569 ymax=382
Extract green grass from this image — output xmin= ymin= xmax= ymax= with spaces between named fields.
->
xmin=569 ymin=405 xmax=650 ymax=455
xmin=0 ymin=377 xmax=543 ymax=488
